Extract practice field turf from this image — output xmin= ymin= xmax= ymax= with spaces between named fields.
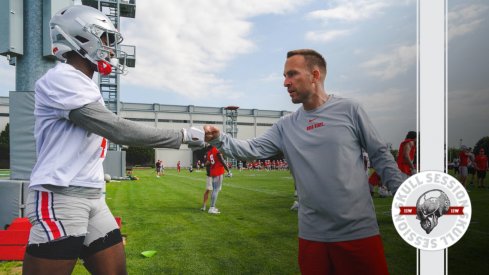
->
xmin=0 ymin=169 xmax=10 ymax=179
xmin=1 ymin=168 xmax=487 ymax=274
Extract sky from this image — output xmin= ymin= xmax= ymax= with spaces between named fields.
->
xmin=0 ymin=0 xmax=487 ymax=148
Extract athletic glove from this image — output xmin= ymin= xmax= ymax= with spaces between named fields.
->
xmin=226 ymin=171 xmax=233 ymax=177
xmin=181 ymin=127 xmax=205 ymax=151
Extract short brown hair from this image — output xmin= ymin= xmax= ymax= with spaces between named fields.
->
xmin=287 ymin=49 xmax=327 ymax=76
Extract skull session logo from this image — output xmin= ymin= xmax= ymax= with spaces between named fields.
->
xmin=391 ymin=171 xmax=472 ymax=250
xmin=416 ymin=190 xmax=451 ymax=234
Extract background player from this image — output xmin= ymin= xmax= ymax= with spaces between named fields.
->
xmin=205 ymin=145 xmax=231 ymax=214
xmin=201 ymin=145 xmax=213 ymax=211
xmin=474 ymin=148 xmax=488 ymax=188
xmin=397 ymin=131 xmax=417 ymax=176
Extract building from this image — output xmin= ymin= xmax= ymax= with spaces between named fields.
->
xmin=0 ymin=96 xmax=291 ymax=168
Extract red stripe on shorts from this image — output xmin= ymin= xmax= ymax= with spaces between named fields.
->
xmin=41 ymin=192 xmax=62 ymax=240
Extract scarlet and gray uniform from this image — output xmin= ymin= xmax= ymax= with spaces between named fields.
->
xmin=28 ymin=62 xmax=183 ymax=248
xmin=210 ymin=95 xmax=404 ymax=242
xmin=32 ymin=63 xmax=183 ymax=193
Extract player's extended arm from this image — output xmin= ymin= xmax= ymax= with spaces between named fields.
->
xmin=217 ymin=152 xmax=230 ymax=173
xmin=204 ymin=124 xmax=282 ymax=161
xmin=355 ymin=104 xmax=405 ymax=194
xmin=69 ymin=102 xmax=201 ymax=148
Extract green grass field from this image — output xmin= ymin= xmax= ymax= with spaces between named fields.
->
xmin=0 ymin=169 xmax=10 ymax=179
xmin=1 ymin=168 xmax=487 ymax=274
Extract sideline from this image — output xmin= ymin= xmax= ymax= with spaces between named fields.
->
xmin=171 ymin=173 xmax=288 ymax=196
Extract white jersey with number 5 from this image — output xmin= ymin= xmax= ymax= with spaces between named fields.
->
xmin=30 ymin=63 xmax=107 ymax=190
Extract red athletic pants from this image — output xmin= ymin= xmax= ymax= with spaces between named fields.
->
xmin=298 ymin=235 xmax=389 ymax=275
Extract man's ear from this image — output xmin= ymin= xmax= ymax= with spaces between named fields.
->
xmin=312 ymin=69 xmax=321 ymax=82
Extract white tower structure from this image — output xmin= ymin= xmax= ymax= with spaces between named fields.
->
xmin=82 ymin=0 xmax=136 ymax=152
xmin=224 ymin=106 xmax=239 ymax=168
xmin=81 ymin=0 xmax=136 ymax=176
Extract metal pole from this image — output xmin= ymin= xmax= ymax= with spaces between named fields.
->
xmin=16 ymin=0 xmax=55 ymax=91
xmin=10 ymin=0 xmax=56 ymax=180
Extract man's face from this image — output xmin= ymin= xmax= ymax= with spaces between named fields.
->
xmin=283 ymin=55 xmax=314 ymax=104
xmin=100 ymin=34 xmax=115 ymax=59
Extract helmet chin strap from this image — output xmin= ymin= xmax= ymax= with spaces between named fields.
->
xmin=97 ymin=60 xmax=112 ymax=75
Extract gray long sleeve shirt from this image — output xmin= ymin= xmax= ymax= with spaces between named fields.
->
xmin=210 ymin=95 xmax=405 ymax=242
xmin=69 ymin=102 xmax=183 ymax=149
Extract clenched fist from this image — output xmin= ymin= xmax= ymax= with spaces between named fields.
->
xmin=204 ymin=125 xmax=221 ymax=142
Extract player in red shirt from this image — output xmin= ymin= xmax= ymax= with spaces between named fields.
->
xmin=177 ymin=160 xmax=181 ymax=173
xmin=396 ymin=131 xmax=417 ymax=176
xmin=205 ymin=145 xmax=230 ymax=214
xmin=474 ymin=148 xmax=488 ymax=188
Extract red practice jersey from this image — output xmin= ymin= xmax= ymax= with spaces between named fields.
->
xmin=459 ymin=151 xmax=469 ymax=166
xmin=397 ymin=139 xmax=416 ymax=175
xmin=475 ymin=155 xmax=488 ymax=171
xmin=207 ymin=146 xmax=225 ymax=177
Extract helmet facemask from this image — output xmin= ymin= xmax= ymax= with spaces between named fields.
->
xmin=85 ymin=23 xmax=126 ymax=75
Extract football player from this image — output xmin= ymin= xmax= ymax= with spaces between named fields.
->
xmin=23 ymin=5 xmax=203 ymax=275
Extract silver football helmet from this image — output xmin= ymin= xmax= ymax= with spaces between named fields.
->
xmin=50 ymin=5 xmax=126 ymax=75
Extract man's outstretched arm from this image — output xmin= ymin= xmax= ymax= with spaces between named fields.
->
xmin=70 ymin=102 xmax=203 ymax=149
xmin=203 ymin=124 xmax=282 ymax=161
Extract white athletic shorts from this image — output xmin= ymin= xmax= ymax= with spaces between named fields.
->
xmin=25 ymin=190 xmax=119 ymax=246
xmin=459 ymin=166 xmax=468 ymax=177
xmin=206 ymin=176 xmax=213 ymax=190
